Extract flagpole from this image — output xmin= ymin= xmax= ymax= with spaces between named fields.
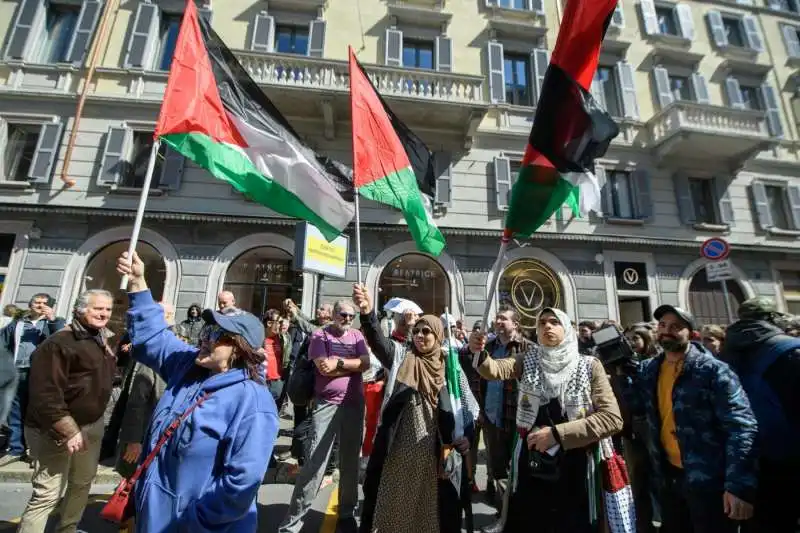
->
xmin=480 ymin=229 xmax=511 ymax=333
xmin=354 ymin=190 xmax=363 ymax=286
xmin=120 ymin=138 xmax=161 ymax=290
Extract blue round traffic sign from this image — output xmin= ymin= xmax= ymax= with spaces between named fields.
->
xmin=701 ymin=238 xmax=730 ymax=261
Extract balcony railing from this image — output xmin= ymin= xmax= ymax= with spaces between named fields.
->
xmin=647 ymin=101 xmax=769 ymax=144
xmin=236 ymin=51 xmax=486 ymax=105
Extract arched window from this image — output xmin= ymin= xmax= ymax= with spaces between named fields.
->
xmin=497 ymin=258 xmax=563 ymax=331
xmin=377 ymin=254 xmax=451 ymax=316
xmin=224 ymin=247 xmax=302 ymax=318
xmin=688 ymin=268 xmax=745 ymax=326
xmin=84 ymin=241 xmax=166 ymax=336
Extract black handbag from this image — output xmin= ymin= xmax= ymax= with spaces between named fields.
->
xmin=527 ymin=408 xmax=562 ymax=481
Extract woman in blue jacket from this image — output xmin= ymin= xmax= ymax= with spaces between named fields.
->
xmin=117 ymin=251 xmax=278 ymax=533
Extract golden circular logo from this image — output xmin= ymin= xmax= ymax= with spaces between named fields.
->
xmin=498 ymin=259 xmax=562 ymax=330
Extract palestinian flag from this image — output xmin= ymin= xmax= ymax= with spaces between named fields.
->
xmin=154 ymin=0 xmax=355 ymax=240
xmin=348 ymin=47 xmax=446 ymax=256
xmin=445 ymin=341 xmax=464 ymax=440
xmin=504 ymin=0 xmax=621 ymax=237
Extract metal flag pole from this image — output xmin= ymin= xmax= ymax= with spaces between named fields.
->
xmin=120 ymin=138 xmax=161 ymax=290
xmin=721 ymin=281 xmax=734 ymax=324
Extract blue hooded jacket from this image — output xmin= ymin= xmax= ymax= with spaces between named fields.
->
xmin=126 ymin=290 xmax=278 ymax=533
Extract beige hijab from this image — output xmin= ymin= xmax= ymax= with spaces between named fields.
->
xmin=394 ymin=315 xmax=445 ymax=408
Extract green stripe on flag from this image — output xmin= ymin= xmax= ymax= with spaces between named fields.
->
xmin=505 ymin=165 xmax=575 ymax=237
xmin=358 ymin=165 xmax=445 ymax=256
xmin=161 ymin=132 xmax=343 ymax=241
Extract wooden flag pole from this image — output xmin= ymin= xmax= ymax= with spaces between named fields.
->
xmin=354 ymin=191 xmax=363 ymax=286
xmin=120 ymin=138 xmax=161 ymax=290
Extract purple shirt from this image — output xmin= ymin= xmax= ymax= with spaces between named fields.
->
xmin=309 ymin=326 xmax=368 ymax=405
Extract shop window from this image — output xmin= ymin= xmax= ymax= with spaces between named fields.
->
xmin=497 ymin=258 xmax=562 ymax=331
xmin=84 ymin=241 xmax=166 ymax=337
xmin=377 ymin=254 xmax=451 ymax=316
xmin=0 ymin=233 xmax=15 ymax=303
xmin=224 ymin=247 xmax=302 ymax=318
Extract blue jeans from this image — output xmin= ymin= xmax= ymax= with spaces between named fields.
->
xmin=8 ymin=369 xmax=30 ymax=455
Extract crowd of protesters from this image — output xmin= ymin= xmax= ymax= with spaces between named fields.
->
xmin=0 ymin=251 xmax=797 ymax=533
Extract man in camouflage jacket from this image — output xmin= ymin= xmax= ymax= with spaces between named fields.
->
xmin=625 ymin=305 xmax=758 ymax=533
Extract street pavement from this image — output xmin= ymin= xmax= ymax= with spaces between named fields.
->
xmin=0 ymin=417 xmax=499 ymax=532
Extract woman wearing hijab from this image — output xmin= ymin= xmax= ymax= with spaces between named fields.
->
xmin=469 ymin=308 xmax=624 ymax=533
xmin=353 ymin=285 xmax=479 ymax=533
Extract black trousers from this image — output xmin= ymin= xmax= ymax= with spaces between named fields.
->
xmin=660 ymin=465 xmax=738 ymax=533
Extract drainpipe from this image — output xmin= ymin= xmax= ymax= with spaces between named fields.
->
xmin=59 ymin=0 xmax=119 ymax=187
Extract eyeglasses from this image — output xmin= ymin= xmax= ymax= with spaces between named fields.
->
xmin=412 ymin=327 xmax=433 ymax=336
xmin=338 ymin=312 xmax=355 ymax=320
xmin=199 ymin=325 xmax=226 ymax=346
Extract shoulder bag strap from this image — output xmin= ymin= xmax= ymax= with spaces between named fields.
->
xmin=128 ymin=392 xmax=211 ymax=484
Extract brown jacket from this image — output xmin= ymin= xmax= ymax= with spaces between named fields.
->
xmin=26 ymin=326 xmax=116 ymax=443
xmin=476 ymin=354 xmax=622 ymax=450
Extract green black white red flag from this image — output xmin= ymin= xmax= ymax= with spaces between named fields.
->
xmin=154 ymin=0 xmax=355 ymax=240
xmin=504 ymin=0 xmax=621 ymax=238
xmin=348 ymin=47 xmax=446 ymax=257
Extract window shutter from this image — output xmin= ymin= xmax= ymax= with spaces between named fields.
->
xmin=639 ymin=0 xmax=658 ymax=35
xmin=742 ymin=16 xmax=764 ymax=52
xmin=67 ymin=0 xmax=102 ymax=65
xmin=435 ymin=36 xmax=453 ymax=72
xmin=788 ymin=185 xmax=800 ymax=230
xmin=307 ymin=20 xmax=326 ymax=58
xmin=385 ymin=28 xmax=403 ymax=67
xmin=97 ymin=126 xmax=129 ymax=186
xmin=598 ymin=167 xmax=613 ymax=217
xmin=751 ymin=181 xmax=774 ymax=229
xmin=28 ymin=122 xmax=64 ymax=184
xmin=158 ymin=146 xmax=185 ymax=190
xmin=0 ymin=117 xmax=6 ymax=180
xmin=707 ymin=11 xmax=728 ymax=48
xmin=675 ymin=4 xmax=695 ymax=40
xmin=528 ymin=0 xmax=545 ymax=14
xmin=715 ymin=177 xmax=735 ymax=226
xmin=591 ymin=75 xmax=607 ymax=110
xmin=124 ymin=2 xmax=158 ymax=68
xmin=251 ymin=12 xmax=275 ymax=53
xmin=4 ymin=0 xmax=43 ymax=60
xmin=531 ymin=48 xmax=549 ymax=105
xmin=487 ymin=42 xmax=506 ymax=104
xmin=673 ymin=173 xmax=696 ymax=224
xmin=725 ymin=77 xmax=745 ymax=109
xmin=782 ymin=24 xmax=800 ymax=58
xmin=611 ymin=0 xmax=625 ymax=27
xmin=691 ymin=73 xmax=710 ymax=104
xmin=434 ymin=161 xmax=452 ymax=206
xmin=653 ymin=67 xmax=674 ymax=109
xmin=616 ymin=61 xmax=639 ymax=119
xmin=632 ymin=169 xmax=653 ymax=220
xmin=761 ymin=83 xmax=784 ymax=138
xmin=494 ymin=157 xmax=512 ymax=211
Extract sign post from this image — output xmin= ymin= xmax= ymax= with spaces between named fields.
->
xmin=701 ymin=238 xmax=734 ymax=323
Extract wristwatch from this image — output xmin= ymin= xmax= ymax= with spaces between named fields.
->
xmin=336 ymin=358 xmax=345 ymax=371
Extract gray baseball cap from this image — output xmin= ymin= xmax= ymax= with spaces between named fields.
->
xmin=202 ymin=308 xmax=264 ymax=349
xmin=653 ymin=304 xmax=696 ymax=332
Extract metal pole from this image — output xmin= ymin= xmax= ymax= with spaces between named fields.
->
xmin=119 ymin=139 xmax=161 ymax=290
xmin=481 ymin=231 xmax=511 ymax=333
xmin=721 ymin=280 xmax=734 ymax=324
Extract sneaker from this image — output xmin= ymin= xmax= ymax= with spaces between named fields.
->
xmin=0 ymin=454 xmax=21 ymax=467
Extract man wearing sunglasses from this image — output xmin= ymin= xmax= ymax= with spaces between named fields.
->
xmin=279 ymin=301 xmax=369 ymax=533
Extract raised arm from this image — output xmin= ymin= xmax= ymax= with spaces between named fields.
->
xmin=118 ymin=251 xmax=197 ymax=383
xmin=352 ymin=284 xmax=396 ymax=369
